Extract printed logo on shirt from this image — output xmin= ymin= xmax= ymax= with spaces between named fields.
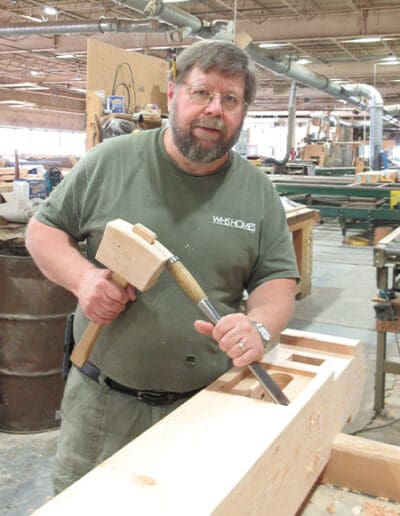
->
xmin=212 ymin=215 xmax=257 ymax=233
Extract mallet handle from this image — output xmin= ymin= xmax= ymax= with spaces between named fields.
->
xmin=70 ymin=272 xmax=128 ymax=368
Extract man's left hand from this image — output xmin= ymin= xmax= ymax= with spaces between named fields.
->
xmin=194 ymin=313 xmax=264 ymax=367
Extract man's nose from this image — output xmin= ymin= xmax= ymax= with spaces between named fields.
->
xmin=204 ymin=94 xmax=223 ymax=114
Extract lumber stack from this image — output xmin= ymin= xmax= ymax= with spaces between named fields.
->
xmin=34 ymin=329 xmax=364 ymax=516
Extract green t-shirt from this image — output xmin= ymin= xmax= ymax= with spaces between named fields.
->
xmin=36 ymin=128 xmax=299 ymax=391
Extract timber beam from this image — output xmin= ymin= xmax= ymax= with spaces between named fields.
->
xmin=34 ymin=328 xmax=365 ymax=516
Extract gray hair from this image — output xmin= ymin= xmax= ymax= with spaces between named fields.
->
xmin=170 ymin=40 xmax=258 ymax=106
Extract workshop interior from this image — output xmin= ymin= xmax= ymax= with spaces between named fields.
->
xmin=0 ymin=1 xmax=400 ymax=514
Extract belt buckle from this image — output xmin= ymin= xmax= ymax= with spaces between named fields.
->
xmin=137 ymin=390 xmax=175 ymax=406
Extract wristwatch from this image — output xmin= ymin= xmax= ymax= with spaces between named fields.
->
xmin=251 ymin=322 xmax=272 ymax=353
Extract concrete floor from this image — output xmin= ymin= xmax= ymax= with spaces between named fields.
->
xmin=1 ymin=219 xmax=400 ymax=515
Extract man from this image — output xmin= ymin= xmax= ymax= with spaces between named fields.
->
xmin=26 ymin=40 xmax=299 ymax=493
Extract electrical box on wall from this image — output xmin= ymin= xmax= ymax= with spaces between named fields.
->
xmin=104 ymin=95 xmax=125 ymax=114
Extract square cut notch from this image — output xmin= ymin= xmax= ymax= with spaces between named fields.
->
xmin=95 ymin=219 xmax=173 ymax=291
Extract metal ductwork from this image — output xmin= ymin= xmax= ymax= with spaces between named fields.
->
xmin=0 ymin=19 xmax=171 ymax=37
xmin=114 ymin=0 xmax=400 ymax=170
xmin=322 ymin=115 xmax=369 ymax=129
xmin=264 ymin=82 xmax=297 ymax=166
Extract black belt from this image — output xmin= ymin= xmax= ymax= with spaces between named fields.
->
xmin=78 ymin=362 xmax=202 ymax=406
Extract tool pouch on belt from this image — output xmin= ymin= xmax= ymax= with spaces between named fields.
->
xmin=62 ymin=313 xmax=75 ymax=382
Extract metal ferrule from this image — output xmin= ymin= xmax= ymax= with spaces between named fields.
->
xmin=168 ymin=255 xmax=180 ymax=265
xmin=198 ymin=298 xmax=221 ymax=325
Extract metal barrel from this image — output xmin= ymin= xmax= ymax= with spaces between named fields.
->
xmin=0 ymin=246 xmax=76 ymax=433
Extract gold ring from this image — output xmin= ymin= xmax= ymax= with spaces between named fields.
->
xmin=238 ymin=341 xmax=247 ymax=353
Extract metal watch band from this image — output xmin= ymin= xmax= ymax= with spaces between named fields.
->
xmin=251 ymin=321 xmax=272 ymax=353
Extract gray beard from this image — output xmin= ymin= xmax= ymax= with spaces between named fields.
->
xmin=169 ymin=106 xmax=244 ymax=163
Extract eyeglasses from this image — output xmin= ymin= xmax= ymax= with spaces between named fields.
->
xmin=184 ymin=83 xmax=247 ymax=114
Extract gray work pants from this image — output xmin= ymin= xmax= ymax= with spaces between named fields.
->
xmin=53 ymin=366 xmax=189 ymax=494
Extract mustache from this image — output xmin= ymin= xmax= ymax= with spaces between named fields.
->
xmin=191 ymin=118 xmax=226 ymax=133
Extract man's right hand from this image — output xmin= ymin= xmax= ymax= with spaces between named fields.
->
xmin=77 ymin=268 xmax=136 ymax=325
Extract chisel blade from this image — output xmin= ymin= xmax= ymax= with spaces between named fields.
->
xmin=248 ymin=362 xmax=290 ymax=405
xmin=196 ymin=297 xmax=290 ymax=405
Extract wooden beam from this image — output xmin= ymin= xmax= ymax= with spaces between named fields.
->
xmin=320 ymin=433 xmax=400 ymax=503
xmin=0 ymin=106 xmax=84 ymax=131
xmin=34 ymin=329 xmax=364 ymax=516
xmin=0 ymin=89 xmax=85 ymax=113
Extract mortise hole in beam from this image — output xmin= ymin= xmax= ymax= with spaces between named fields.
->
xmin=270 ymin=372 xmax=293 ymax=390
xmin=288 ymin=354 xmax=325 ymax=366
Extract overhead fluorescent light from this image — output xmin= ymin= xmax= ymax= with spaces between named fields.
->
xmin=70 ymin=88 xmax=87 ymax=94
xmin=0 ymin=100 xmax=36 ymax=106
xmin=378 ymin=60 xmax=400 ymax=65
xmin=30 ymin=70 xmax=45 ymax=77
xmin=0 ymin=82 xmax=38 ymax=88
xmin=297 ymin=58 xmax=312 ymax=65
xmin=343 ymin=37 xmax=381 ymax=43
xmin=56 ymin=54 xmax=75 ymax=59
xmin=258 ymin=43 xmax=288 ymax=48
xmin=161 ymin=0 xmax=188 ymax=2
xmin=380 ymin=56 xmax=400 ymax=62
xmin=15 ymin=85 xmax=49 ymax=91
xmin=20 ymin=14 xmax=43 ymax=22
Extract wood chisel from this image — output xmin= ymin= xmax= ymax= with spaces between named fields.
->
xmin=166 ymin=256 xmax=290 ymax=405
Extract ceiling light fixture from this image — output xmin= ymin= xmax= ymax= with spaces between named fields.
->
xmin=296 ymin=58 xmax=312 ymax=65
xmin=377 ymin=60 xmax=400 ymax=65
xmin=56 ymin=54 xmax=75 ymax=59
xmin=0 ymin=82 xmax=38 ymax=88
xmin=258 ymin=43 xmax=288 ymax=48
xmin=20 ymin=14 xmax=43 ymax=23
xmin=42 ymin=5 xmax=59 ymax=16
xmin=343 ymin=37 xmax=381 ymax=43
xmin=380 ymin=56 xmax=399 ymax=62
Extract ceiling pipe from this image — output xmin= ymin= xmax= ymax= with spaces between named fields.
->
xmin=384 ymin=105 xmax=400 ymax=118
xmin=3 ymin=0 xmax=397 ymax=167
xmin=0 ymin=19 xmax=171 ymax=37
xmin=264 ymin=82 xmax=297 ymax=166
xmin=315 ymin=114 xmax=369 ymax=128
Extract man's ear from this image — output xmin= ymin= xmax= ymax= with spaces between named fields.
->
xmin=167 ymin=81 xmax=175 ymax=101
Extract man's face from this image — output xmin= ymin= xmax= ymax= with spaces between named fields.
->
xmin=168 ymin=68 xmax=247 ymax=163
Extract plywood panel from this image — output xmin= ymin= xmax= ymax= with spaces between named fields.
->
xmin=86 ymin=40 xmax=168 ymax=149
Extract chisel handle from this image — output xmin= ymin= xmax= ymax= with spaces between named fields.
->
xmin=70 ymin=271 xmax=128 ymax=368
xmin=166 ymin=257 xmax=206 ymax=305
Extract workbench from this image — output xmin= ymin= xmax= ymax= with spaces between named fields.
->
xmin=373 ymin=226 xmax=400 ymax=414
xmin=286 ymin=206 xmax=320 ymax=299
